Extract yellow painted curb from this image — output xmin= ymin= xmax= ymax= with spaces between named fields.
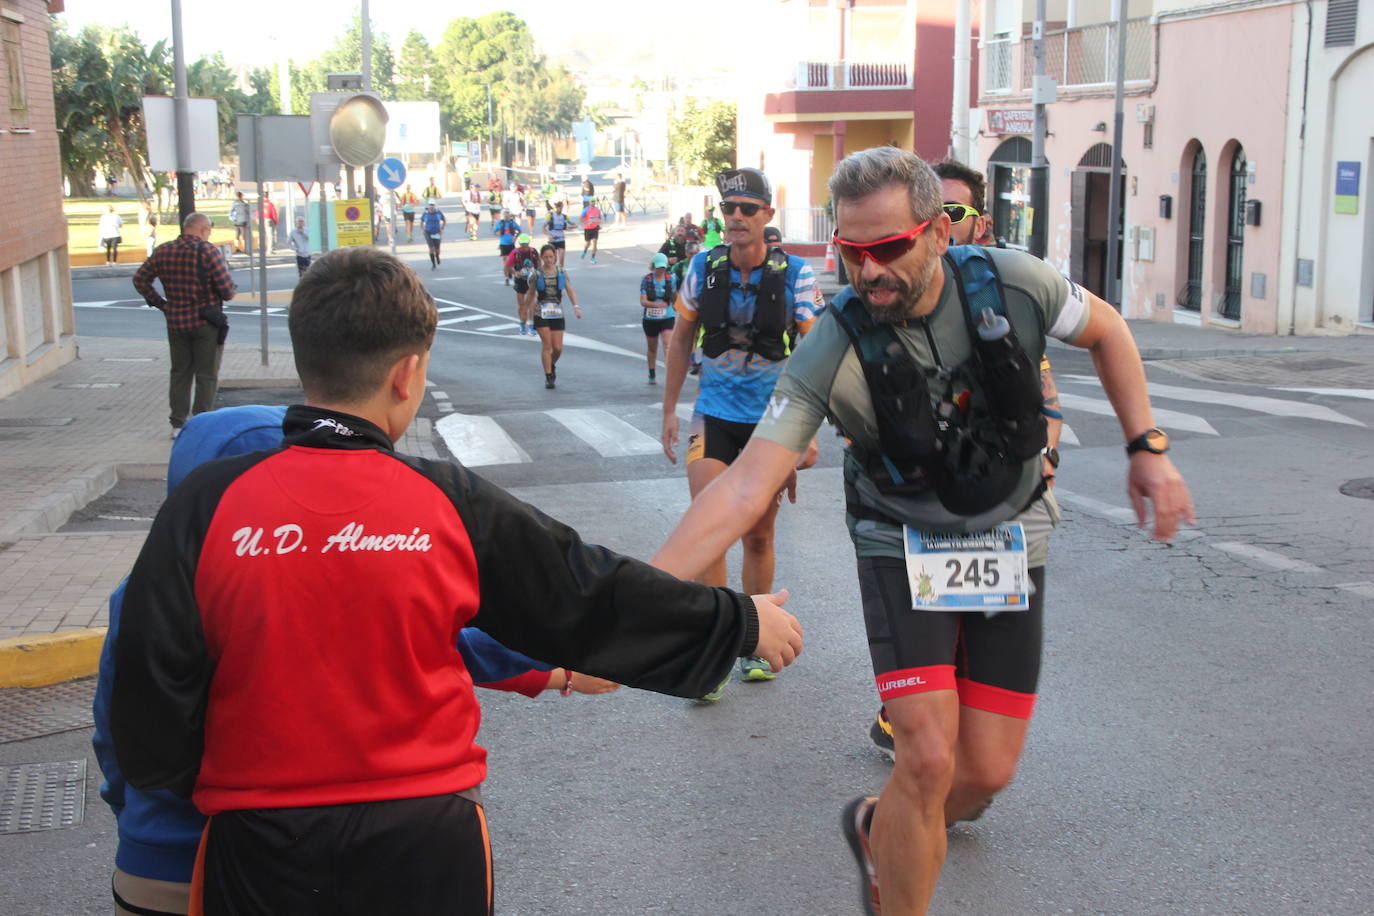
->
xmin=0 ymin=628 xmax=107 ymax=688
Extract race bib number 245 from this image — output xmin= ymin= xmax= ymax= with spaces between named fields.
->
xmin=902 ymin=523 xmax=1029 ymax=611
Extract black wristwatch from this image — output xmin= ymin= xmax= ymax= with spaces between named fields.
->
xmin=1125 ymin=427 xmax=1169 ymax=456
xmin=1041 ymin=446 xmax=1060 ymax=469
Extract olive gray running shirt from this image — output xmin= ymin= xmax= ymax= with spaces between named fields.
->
xmin=753 ymin=247 xmax=1091 ymax=560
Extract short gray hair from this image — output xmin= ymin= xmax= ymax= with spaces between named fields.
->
xmin=828 ymin=147 xmax=943 ymax=223
xmin=183 ymin=212 xmax=210 ymax=233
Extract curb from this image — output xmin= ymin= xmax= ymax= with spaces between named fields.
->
xmin=0 ymin=464 xmax=117 ymax=541
xmin=0 ymin=627 xmax=107 ymax=688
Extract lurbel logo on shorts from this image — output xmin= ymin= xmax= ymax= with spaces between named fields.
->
xmin=878 ymin=674 xmax=927 ymax=692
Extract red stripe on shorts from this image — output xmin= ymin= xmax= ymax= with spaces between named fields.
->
xmin=875 ymin=665 xmax=956 ymax=702
xmin=956 ymin=677 xmax=1037 ymax=719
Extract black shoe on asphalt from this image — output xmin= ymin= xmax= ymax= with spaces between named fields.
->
xmin=544 ymin=373 xmax=555 ymax=390
xmin=841 ymin=796 xmax=882 ymax=916
xmin=870 ymin=706 xmax=895 ymax=762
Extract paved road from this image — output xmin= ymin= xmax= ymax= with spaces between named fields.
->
xmin=7 ymin=233 xmax=1372 ymax=913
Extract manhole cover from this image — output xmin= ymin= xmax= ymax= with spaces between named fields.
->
xmin=1339 ymin=478 xmax=1374 ymax=500
xmin=1290 ymin=357 xmax=1363 ymax=371
xmin=0 ymin=678 xmax=96 ymax=743
xmin=0 ymin=759 xmax=86 ymax=833
xmin=0 ymin=417 xmax=73 ymax=427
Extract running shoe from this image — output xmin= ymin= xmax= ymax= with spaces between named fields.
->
xmin=841 ymin=796 xmax=882 ymax=916
xmin=580 ymin=249 xmax=587 ymax=259
xmin=544 ymin=373 xmax=555 ymax=390
xmin=739 ymin=656 xmax=776 ymax=682
xmin=694 ymin=672 xmax=731 ymax=703
xmin=870 ymin=706 xmax=895 ymax=762
xmin=505 ymin=276 xmax=511 ymax=286
xmin=590 ymin=256 xmax=596 ymax=264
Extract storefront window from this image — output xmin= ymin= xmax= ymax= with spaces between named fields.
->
xmin=993 ymin=166 xmax=1032 ymax=250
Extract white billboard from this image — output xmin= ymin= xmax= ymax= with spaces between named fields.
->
xmin=142 ymin=96 xmax=221 ymax=172
xmin=384 ymin=101 xmax=442 ymax=154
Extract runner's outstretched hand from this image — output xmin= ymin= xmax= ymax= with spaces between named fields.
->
xmin=750 ymin=589 xmax=802 ymax=673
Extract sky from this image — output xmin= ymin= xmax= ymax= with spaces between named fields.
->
xmin=54 ymin=1 xmax=735 ymax=74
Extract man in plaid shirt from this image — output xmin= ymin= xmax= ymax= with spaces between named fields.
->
xmin=133 ymin=213 xmax=238 ymax=438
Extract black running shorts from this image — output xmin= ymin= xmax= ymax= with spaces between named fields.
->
xmin=549 ymin=239 xmax=566 ymax=250
xmin=499 ymin=243 xmax=514 ymax=257
xmin=857 ymin=557 xmax=1045 ymax=719
xmin=686 ymin=412 xmax=756 ymax=466
xmin=533 ymin=316 xmax=565 ymax=331
xmin=642 ymin=317 xmax=676 ymax=337
xmin=584 ymin=228 xmax=600 ymax=242
xmin=199 ymin=792 xmax=492 ymax=915
xmin=514 ymin=276 xmax=530 ymax=294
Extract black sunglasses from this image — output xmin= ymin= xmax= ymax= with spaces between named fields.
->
xmin=719 ymin=201 xmax=763 ymax=217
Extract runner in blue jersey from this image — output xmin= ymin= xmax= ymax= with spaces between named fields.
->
xmin=545 ymin=201 xmax=572 ymax=269
xmin=420 ymin=203 xmax=446 ymax=270
xmin=493 ymin=209 xmax=522 ymax=286
xmin=660 ymin=167 xmax=824 ymax=698
xmin=639 ymin=252 xmax=678 ymax=386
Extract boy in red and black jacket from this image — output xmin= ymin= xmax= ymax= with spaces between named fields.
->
xmin=111 ymin=246 xmax=802 ymax=915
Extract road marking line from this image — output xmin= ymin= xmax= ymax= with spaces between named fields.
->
xmin=1273 ymin=387 xmax=1374 ymax=401
xmin=96 ymin=515 xmax=153 ymax=522
xmin=475 ymin=323 xmax=520 ymax=333
xmin=545 ymin=408 xmax=662 ymax=457
xmin=1335 ymin=581 xmax=1374 ymax=599
xmin=430 ymin=390 xmax=450 ymax=401
xmin=437 ymin=306 xmax=465 ymax=314
xmin=1065 ymin=376 xmax=1365 ymax=426
xmin=1058 ymin=422 xmax=1079 ymax=446
xmin=1052 ymin=489 xmax=1137 ymax=523
xmin=439 ymin=315 xmax=488 ymax=325
xmin=434 ymin=413 xmax=529 ymax=466
xmin=1058 ymin=392 xmax=1219 ymax=436
xmin=1211 ymin=542 xmax=1324 ymax=574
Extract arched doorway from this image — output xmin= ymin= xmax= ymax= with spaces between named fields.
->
xmin=1070 ymin=142 xmax=1125 ymax=298
xmin=987 ymin=137 xmax=1033 ymax=250
xmin=1180 ymin=146 xmax=1207 ymax=311
xmin=1221 ymin=146 xmax=1247 ymax=319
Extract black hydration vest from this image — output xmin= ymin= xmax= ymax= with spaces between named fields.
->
xmin=696 ymin=244 xmax=790 ymax=362
xmin=831 ymin=246 xmax=1047 ymax=518
xmin=643 ymin=273 xmax=677 ymax=304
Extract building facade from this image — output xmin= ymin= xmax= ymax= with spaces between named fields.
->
xmin=974 ymin=0 xmax=1373 ymax=336
xmin=0 ymin=0 xmax=73 ymax=398
xmin=738 ymin=0 xmax=972 ymax=245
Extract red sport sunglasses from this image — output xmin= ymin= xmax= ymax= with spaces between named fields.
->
xmin=832 ymin=220 xmax=932 ymax=266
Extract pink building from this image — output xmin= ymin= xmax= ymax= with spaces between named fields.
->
xmin=975 ymin=0 xmax=1374 ymax=336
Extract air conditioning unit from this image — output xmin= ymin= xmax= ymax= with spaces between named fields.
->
xmin=1135 ymin=103 xmax=1156 ymax=124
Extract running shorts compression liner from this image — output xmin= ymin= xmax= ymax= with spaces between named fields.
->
xmin=686 ymin=412 xmax=756 ymax=466
xmin=857 ymin=557 xmax=1045 ymax=719
xmin=198 ymin=792 xmax=492 ymax=915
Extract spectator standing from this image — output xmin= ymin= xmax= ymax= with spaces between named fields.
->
xmin=138 ymin=202 xmax=159 ymax=258
xmin=99 ymin=205 xmax=124 ymax=264
xmin=613 ymin=173 xmax=628 ymax=227
xmin=131 ymin=213 xmax=237 ymax=437
xmin=257 ymin=192 xmax=279 ymax=248
xmin=229 ymin=192 xmax=252 ymax=254
xmin=288 ymin=217 xmax=312 ymax=276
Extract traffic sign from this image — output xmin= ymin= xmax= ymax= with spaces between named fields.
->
xmin=378 ymin=158 xmax=407 ymax=190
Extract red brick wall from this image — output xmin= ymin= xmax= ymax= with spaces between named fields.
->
xmin=0 ymin=0 xmax=68 ymax=271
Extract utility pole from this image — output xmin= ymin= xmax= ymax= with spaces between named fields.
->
xmin=1028 ymin=0 xmax=1050 ymax=259
xmin=170 ymin=0 xmax=195 ymax=226
xmin=950 ymin=0 xmax=972 ymax=163
xmin=278 ymin=48 xmax=293 ymax=237
xmin=1104 ymin=0 xmax=1129 ymax=306
xmin=361 ymin=0 xmax=376 ymax=240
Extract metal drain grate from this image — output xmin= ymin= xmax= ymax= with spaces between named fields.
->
xmin=0 ymin=677 xmax=96 ymax=744
xmin=0 ymin=759 xmax=86 ymax=833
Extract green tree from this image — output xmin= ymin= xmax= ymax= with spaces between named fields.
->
xmin=394 ymin=30 xmax=442 ymax=101
xmin=317 ymin=12 xmax=396 ymax=99
xmin=435 ymin=12 xmax=536 ymax=141
xmin=50 ymin=23 xmax=110 ymax=196
xmin=669 ymin=98 xmax=736 ymax=184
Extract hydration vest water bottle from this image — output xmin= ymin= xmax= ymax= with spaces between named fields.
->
xmin=978 ymin=306 xmax=1011 ymax=343
xmin=973 ymin=307 xmax=1046 ymax=454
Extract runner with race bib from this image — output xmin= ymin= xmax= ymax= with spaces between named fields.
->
xmin=639 ymin=252 xmax=677 ymax=386
xmin=532 ymin=244 xmax=582 ymax=388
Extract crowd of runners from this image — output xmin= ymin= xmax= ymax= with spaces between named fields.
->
xmin=106 ymin=152 xmax=1193 ymax=916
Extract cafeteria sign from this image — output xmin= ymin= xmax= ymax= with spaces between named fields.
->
xmin=334 ymin=198 xmax=373 ymax=247
xmin=986 ymin=109 xmax=1034 ymax=135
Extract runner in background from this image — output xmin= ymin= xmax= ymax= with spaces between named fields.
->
xmin=639 ymin=253 xmax=677 ymax=386
xmin=579 ymin=199 xmax=603 ymax=264
xmin=463 ymin=184 xmax=483 ymax=241
xmin=533 ymin=244 xmax=582 ymax=389
xmin=494 ymin=210 xmax=522 ymax=286
xmin=545 ymin=201 xmax=572 ymax=269
xmin=701 ymin=205 xmax=725 ymax=249
xmin=399 ymin=185 xmax=420 ymax=242
xmin=506 ymin=233 xmax=541 ymax=336
xmin=420 ymin=202 xmax=446 ymax=270
xmin=613 ymin=173 xmax=629 ymax=227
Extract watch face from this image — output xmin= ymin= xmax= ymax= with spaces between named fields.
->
xmin=1143 ymin=429 xmax=1169 ymax=453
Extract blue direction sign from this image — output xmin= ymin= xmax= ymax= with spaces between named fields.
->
xmin=377 ymin=157 xmax=407 ymax=190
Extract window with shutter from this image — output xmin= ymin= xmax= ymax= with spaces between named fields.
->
xmin=1325 ymin=0 xmax=1358 ymax=47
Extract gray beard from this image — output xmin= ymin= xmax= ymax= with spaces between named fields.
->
xmin=857 ymin=255 xmax=939 ymax=324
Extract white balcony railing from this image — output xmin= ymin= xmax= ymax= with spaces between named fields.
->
xmin=793 ymin=60 xmax=912 ymax=91
xmin=1019 ymin=18 xmax=1152 ymax=89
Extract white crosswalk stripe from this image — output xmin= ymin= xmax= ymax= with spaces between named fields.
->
xmin=435 ymin=413 xmax=530 ymax=467
xmin=1058 ymin=392 xmax=1219 ymax=436
xmin=1064 ymin=375 xmax=1365 ymax=426
xmin=546 ymin=408 xmax=662 ymax=457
